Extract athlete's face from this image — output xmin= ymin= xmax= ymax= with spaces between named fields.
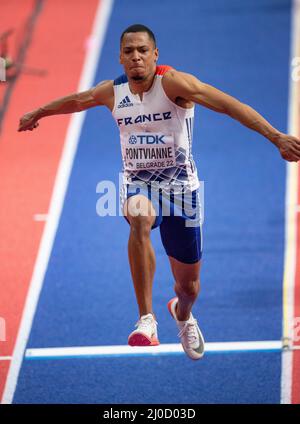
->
xmin=120 ymin=32 xmax=158 ymax=82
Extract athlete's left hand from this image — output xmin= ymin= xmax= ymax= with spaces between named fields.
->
xmin=18 ymin=110 xmax=40 ymax=132
xmin=276 ymin=133 xmax=300 ymax=162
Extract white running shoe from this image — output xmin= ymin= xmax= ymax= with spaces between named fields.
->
xmin=168 ymin=297 xmax=205 ymax=360
xmin=128 ymin=313 xmax=160 ymax=346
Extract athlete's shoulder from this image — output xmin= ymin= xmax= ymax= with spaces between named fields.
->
xmin=162 ymin=69 xmax=201 ymax=97
xmin=162 ymin=69 xmax=200 ymax=102
xmin=162 ymin=68 xmax=196 ymax=83
xmin=157 ymin=65 xmax=184 ymax=88
xmin=91 ymin=80 xmax=114 ymax=109
xmin=92 ymin=79 xmax=114 ymax=96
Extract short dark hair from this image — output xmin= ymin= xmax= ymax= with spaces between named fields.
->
xmin=120 ymin=24 xmax=156 ymax=48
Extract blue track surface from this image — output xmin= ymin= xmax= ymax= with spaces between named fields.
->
xmin=16 ymin=353 xmax=281 ymax=404
xmin=14 ymin=0 xmax=291 ymax=403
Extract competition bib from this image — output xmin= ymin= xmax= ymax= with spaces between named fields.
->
xmin=122 ymin=133 xmax=176 ymax=171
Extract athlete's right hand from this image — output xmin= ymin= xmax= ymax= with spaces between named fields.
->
xmin=18 ymin=111 xmax=40 ymax=132
xmin=276 ymin=133 xmax=300 ymax=162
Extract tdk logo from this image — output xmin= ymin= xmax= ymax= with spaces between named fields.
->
xmin=117 ymin=96 xmax=133 ymax=108
xmin=129 ymin=135 xmax=137 ymax=144
xmin=128 ymin=135 xmax=166 ymax=144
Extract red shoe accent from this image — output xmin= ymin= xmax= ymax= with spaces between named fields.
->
xmin=128 ymin=332 xmax=160 ymax=347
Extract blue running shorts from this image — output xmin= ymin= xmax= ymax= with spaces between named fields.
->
xmin=121 ymin=183 xmax=203 ymax=264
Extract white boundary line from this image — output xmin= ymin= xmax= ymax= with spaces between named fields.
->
xmin=25 ymin=341 xmax=282 ymax=359
xmin=1 ymin=0 xmax=114 ymax=405
xmin=280 ymin=0 xmax=300 ymax=405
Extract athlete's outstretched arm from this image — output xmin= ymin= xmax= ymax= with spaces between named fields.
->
xmin=162 ymin=70 xmax=300 ymax=162
xmin=18 ymin=80 xmax=114 ymax=132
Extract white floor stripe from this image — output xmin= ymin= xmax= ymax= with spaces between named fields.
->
xmin=280 ymin=0 xmax=300 ymax=405
xmin=1 ymin=0 xmax=114 ymax=405
xmin=25 ymin=341 xmax=282 ymax=359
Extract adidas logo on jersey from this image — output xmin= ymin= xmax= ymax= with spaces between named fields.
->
xmin=117 ymin=96 xmax=134 ymax=108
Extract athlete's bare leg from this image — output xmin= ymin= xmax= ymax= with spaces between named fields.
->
xmin=168 ymin=256 xmax=201 ymax=321
xmin=123 ymin=195 xmax=157 ymax=318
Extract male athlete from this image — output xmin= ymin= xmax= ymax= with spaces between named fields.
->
xmin=18 ymin=24 xmax=300 ymax=360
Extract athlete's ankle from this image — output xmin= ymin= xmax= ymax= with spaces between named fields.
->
xmin=140 ymin=311 xmax=156 ymax=319
xmin=175 ymin=302 xmax=191 ymax=321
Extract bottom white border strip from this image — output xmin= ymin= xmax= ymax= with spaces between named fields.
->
xmin=25 ymin=340 xmax=282 ymax=359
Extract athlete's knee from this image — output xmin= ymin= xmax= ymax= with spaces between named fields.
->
xmin=124 ymin=195 xmax=156 ymax=220
xmin=129 ymin=216 xmax=153 ymax=241
xmin=174 ymin=278 xmax=200 ymax=299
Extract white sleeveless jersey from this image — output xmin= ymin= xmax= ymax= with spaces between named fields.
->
xmin=112 ymin=65 xmax=199 ymax=193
